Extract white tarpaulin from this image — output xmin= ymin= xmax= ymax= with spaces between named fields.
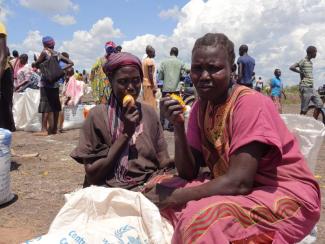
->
xmin=24 ymin=186 xmax=173 ymax=244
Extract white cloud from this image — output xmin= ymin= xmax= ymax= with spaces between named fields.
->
xmin=51 ymin=14 xmax=76 ymax=26
xmin=11 ymin=17 xmax=122 ymax=70
xmin=19 ymin=0 xmax=79 ymax=13
xmin=10 ymin=30 xmax=42 ymax=58
xmin=159 ymin=5 xmax=183 ymax=20
xmin=0 ymin=0 xmax=11 ymax=22
xmin=123 ymin=0 xmax=325 ymax=87
xmin=60 ymin=17 xmax=122 ymax=70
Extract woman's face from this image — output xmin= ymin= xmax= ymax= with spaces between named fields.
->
xmin=111 ymin=65 xmax=142 ymax=104
xmin=191 ymin=46 xmax=232 ymax=103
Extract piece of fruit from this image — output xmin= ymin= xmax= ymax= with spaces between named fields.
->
xmin=83 ymin=108 xmax=90 ymax=119
xmin=123 ymin=94 xmax=135 ymax=107
xmin=170 ymin=94 xmax=186 ymax=112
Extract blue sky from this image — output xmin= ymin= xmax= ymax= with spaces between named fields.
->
xmin=1 ymin=0 xmax=325 ymax=86
xmin=5 ymin=0 xmax=188 ymax=47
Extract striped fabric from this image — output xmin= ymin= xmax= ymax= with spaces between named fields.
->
xmin=298 ymin=58 xmax=314 ymax=87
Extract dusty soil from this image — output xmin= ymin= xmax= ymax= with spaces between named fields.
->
xmin=0 ymin=103 xmax=324 ymax=243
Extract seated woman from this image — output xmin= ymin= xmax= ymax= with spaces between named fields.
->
xmin=71 ymin=52 xmax=173 ymax=191
xmin=144 ymin=33 xmax=320 ymax=243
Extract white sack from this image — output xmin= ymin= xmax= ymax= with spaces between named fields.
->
xmin=13 ymin=89 xmax=41 ymax=132
xmin=24 ymin=186 xmax=173 ymax=244
xmin=281 ymin=114 xmax=325 ymax=173
xmin=0 ymin=129 xmax=14 ymax=205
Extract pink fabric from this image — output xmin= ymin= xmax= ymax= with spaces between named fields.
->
xmin=13 ymin=59 xmax=24 ymax=84
xmin=169 ymin=92 xmax=321 ymax=243
xmin=65 ymin=76 xmax=84 ymax=106
xmin=16 ymin=65 xmax=32 ymax=90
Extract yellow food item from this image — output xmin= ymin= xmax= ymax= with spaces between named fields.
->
xmin=123 ymin=94 xmax=135 ymax=107
xmin=170 ymin=94 xmax=186 ymax=112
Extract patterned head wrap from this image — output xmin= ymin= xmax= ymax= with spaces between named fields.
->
xmin=42 ymin=36 xmax=55 ymax=48
xmin=105 ymin=41 xmax=117 ymax=55
xmin=103 ymin=52 xmax=143 ymax=80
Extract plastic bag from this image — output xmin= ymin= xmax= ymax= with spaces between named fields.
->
xmin=24 ymin=186 xmax=173 ymax=244
xmin=281 ymin=114 xmax=325 ymax=244
xmin=280 ymin=114 xmax=325 ymax=173
xmin=0 ymin=128 xmax=14 ymax=205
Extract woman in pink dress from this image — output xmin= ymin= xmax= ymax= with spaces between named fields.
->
xmin=144 ymin=33 xmax=320 ymax=243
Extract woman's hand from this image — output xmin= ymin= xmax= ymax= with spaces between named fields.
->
xmin=122 ymin=104 xmax=140 ymax=138
xmin=160 ymin=96 xmax=185 ymax=125
xmin=144 ymin=183 xmax=181 ymax=210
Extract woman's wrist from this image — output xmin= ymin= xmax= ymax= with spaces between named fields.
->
xmin=173 ymin=121 xmax=185 ymax=132
xmin=174 ymin=187 xmax=193 ymax=205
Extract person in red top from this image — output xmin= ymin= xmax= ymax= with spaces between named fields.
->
xmin=145 ymin=33 xmax=320 ymax=243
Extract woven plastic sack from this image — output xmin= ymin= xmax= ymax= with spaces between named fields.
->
xmin=0 ymin=128 xmax=14 ymax=205
xmin=24 ymin=186 xmax=173 ymax=244
xmin=281 ymin=114 xmax=325 ymax=173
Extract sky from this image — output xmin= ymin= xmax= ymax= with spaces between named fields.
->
xmin=1 ymin=0 xmax=325 ymax=87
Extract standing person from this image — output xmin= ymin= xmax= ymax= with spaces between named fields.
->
xmin=9 ymin=50 xmax=19 ymax=66
xmin=237 ymin=44 xmax=255 ymax=88
xmin=142 ymin=45 xmax=157 ymax=110
xmin=58 ymin=52 xmax=73 ymax=133
xmin=89 ymin=41 xmax=116 ymax=104
xmin=15 ymin=54 xmax=36 ymax=92
xmin=82 ymin=69 xmax=88 ymax=84
xmin=0 ymin=22 xmax=15 ymax=131
xmin=255 ymin=76 xmax=264 ymax=92
xmin=158 ymin=47 xmax=188 ymax=130
xmin=270 ymin=69 xmax=286 ymax=113
xmin=290 ymin=46 xmax=322 ymax=119
xmin=145 ymin=33 xmax=320 ymax=243
xmin=34 ymin=36 xmax=73 ymax=135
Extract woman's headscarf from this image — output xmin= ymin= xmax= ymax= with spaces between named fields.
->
xmin=42 ymin=36 xmax=55 ymax=48
xmin=105 ymin=41 xmax=117 ymax=55
xmin=103 ymin=52 xmax=143 ymax=80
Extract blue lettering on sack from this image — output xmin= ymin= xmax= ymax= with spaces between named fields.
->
xmin=60 ymin=238 xmax=69 ymax=244
xmin=102 ymin=239 xmax=113 ymax=244
xmin=68 ymin=230 xmax=86 ymax=244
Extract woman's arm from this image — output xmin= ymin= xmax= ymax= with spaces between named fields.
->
xmin=176 ymin=142 xmax=268 ymax=203
xmin=84 ymin=133 xmax=131 ymax=185
xmin=84 ymin=104 xmax=140 ymax=185
xmin=174 ymin=123 xmax=201 ymax=180
xmin=160 ymin=97 xmax=201 ymax=179
xmin=146 ymin=141 xmax=268 ymax=209
xmin=33 ymin=51 xmax=47 ymax=68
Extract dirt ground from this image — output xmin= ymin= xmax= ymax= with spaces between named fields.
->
xmin=0 ymin=103 xmax=324 ymax=244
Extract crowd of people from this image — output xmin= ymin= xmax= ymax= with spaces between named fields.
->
xmin=0 ymin=20 xmax=323 ymax=243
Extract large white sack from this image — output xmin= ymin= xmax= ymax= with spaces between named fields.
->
xmin=281 ymin=114 xmax=325 ymax=173
xmin=13 ymin=89 xmax=94 ymax=131
xmin=281 ymin=114 xmax=325 ymax=244
xmin=13 ymin=89 xmax=41 ymax=132
xmin=24 ymin=186 xmax=173 ymax=244
xmin=63 ymin=104 xmax=95 ymax=130
xmin=0 ymin=128 xmax=14 ymax=205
